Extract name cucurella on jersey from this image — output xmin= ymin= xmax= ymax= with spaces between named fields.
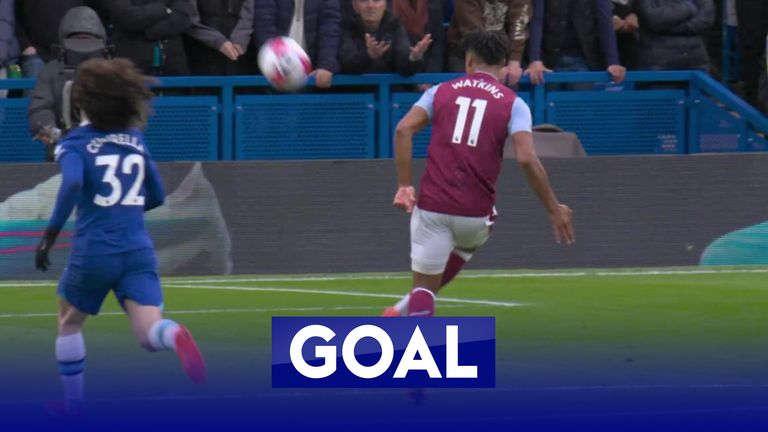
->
xmin=86 ymin=134 xmax=145 ymax=154
xmin=451 ymin=79 xmax=505 ymax=99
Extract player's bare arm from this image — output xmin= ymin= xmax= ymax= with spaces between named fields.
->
xmin=512 ymin=131 xmax=575 ymax=244
xmin=393 ymin=106 xmax=429 ymax=213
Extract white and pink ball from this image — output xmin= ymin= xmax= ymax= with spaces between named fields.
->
xmin=257 ymin=37 xmax=312 ymax=92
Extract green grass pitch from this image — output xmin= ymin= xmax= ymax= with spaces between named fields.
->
xmin=1 ymin=266 xmax=766 ymax=409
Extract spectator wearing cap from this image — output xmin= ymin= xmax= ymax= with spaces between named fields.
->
xmin=254 ymin=0 xmax=342 ymax=88
xmin=106 ymin=0 xmax=194 ymax=76
xmin=28 ymin=6 xmax=110 ymax=160
xmin=633 ymin=0 xmax=714 ymax=72
xmin=446 ymin=0 xmax=532 ymax=85
xmin=185 ymin=0 xmax=255 ymax=75
xmin=339 ymin=0 xmax=431 ymax=75
xmin=13 ymin=0 xmax=105 ymax=79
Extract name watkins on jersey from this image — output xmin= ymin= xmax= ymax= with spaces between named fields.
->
xmin=451 ymin=78 xmax=505 ymax=99
xmin=86 ymin=134 xmax=145 ymax=154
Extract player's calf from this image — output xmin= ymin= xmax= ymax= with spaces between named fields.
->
xmin=55 ymin=332 xmax=86 ymax=415
xmin=408 ymin=287 xmax=436 ymax=317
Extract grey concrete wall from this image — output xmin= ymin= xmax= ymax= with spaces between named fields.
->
xmin=1 ymin=154 xmax=766 ymax=278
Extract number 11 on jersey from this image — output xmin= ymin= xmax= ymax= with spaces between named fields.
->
xmin=452 ymin=96 xmax=488 ymax=147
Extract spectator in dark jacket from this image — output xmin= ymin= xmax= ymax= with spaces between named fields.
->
xmin=446 ymin=0 xmax=531 ymax=84
xmin=611 ymin=0 xmax=639 ymax=69
xmin=13 ymin=0 xmax=104 ymax=78
xmin=340 ymin=0 xmax=431 ymax=75
xmin=1 ymin=0 xmax=20 ymax=97
xmin=526 ymin=0 xmax=625 ymax=85
xmin=185 ymin=0 xmax=254 ymax=75
xmin=106 ymin=0 xmax=194 ymax=76
xmin=254 ymin=0 xmax=341 ymax=88
xmin=634 ymin=0 xmax=715 ymax=71
xmin=28 ymin=6 xmax=110 ymax=160
xmin=735 ymin=0 xmax=768 ymax=111
xmin=391 ymin=0 xmax=445 ymax=73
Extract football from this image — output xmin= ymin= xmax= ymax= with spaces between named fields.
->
xmin=257 ymin=37 xmax=312 ymax=92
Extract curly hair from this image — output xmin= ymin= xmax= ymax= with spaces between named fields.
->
xmin=72 ymin=58 xmax=155 ymax=131
xmin=462 ymin=30 xmax=510 ymax=67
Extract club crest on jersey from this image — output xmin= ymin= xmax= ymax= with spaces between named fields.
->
xmin=86 ymin=134 xmax=145 ymax=154
xmin=272 ymin=317 xmax=495 ymax=388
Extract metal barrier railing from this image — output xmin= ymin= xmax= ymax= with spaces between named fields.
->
xmin=1 ymin=71 xmax=765 ymax=161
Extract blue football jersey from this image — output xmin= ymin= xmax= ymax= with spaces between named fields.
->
xmin=50 ymin=125 xmax=165 ymax=256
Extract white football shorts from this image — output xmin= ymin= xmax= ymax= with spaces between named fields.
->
xmin=410 ymin=206 xmax=494 ymax=275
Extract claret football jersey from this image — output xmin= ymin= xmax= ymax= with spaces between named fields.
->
xmin=414 ymin=71 xmax=532 ymax=217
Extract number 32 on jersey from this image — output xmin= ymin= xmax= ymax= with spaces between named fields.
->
xmin=94 ymin=154 xmax=146 ymax=207
xmin=452 ymin=96 xmax=487 ymax=147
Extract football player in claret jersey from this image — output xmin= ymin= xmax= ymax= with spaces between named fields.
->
xmin=34 ymin=58 xmax=206 ymax=417
xmin=384 ymin=31 xmax=575 ymax=317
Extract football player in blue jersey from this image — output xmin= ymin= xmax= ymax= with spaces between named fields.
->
xmin=35 ymin=58 xmax=207 ymax=417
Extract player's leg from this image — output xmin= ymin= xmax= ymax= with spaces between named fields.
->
xmin=399 ymin=208 xmax=454 ymax=316
xmin=385 ymin=210 xmax=493 ymax=316
xmin=53 ymin=256 xmax=114 ymax=417
xmin=55 ymin=297 xmax=89 ymax=415
xmin=386 ymin=250 xmax=470 ymax=316
xmin=443 ymin=209 xmax=495 ymax=285
xmin=118 ymin=249 xmax=206 ymax=383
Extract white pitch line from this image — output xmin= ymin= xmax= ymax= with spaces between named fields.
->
xmin=1 ymin=267 xmax=766 ymax=289
xmin=0 ymin=305 xmax=457 ymax=319
xmin=167 ymin=268 xmax=768 ymax=284
xmin=166 ymin=284 xmax=525 ymax=308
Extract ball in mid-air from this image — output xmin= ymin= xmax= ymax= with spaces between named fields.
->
xmin=257 ymin=37 xmax=312 ymax=92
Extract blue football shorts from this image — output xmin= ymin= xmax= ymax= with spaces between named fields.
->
xmin=57 ymin=248 xmax=163 ymax=315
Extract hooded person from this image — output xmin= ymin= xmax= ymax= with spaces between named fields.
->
xmin=27 ymin=6 xmax=110 ymax=161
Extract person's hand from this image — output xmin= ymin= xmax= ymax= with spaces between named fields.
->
xmin=613 ymin=15 xmax=625 ymax=32
xmin=219 ymin=41 xmax=240 ymax=61
xmin=393 ymin=186 xmax=417 ymax=213
xmin=365 ymin=34 xmax=391 ymax=59
xmin=417 ymin=83 xmax=432 ymax=92
xmin=34 ymin=229 xmax=59 ymax=272
xmin=623 ymin=13 xmax=639 ymax=33
xmin=549 ymin=204 xmax=574 ymax=244
xmin=312 ymin=68 xmax=333 ymax=88
xmin=409 ymin=34 xmax=432 ymax=62
xmin=504 ymin=60 xmax=523 ymax=86
xmin=233 ymin=43 xmax=246 ymax=55
xmin=524 ymin=60 xmax=552 ymax=85
xmin=607 ymin=64 xmax=626 ymax=83
xmin=35 ymin=124 xmax=60 ymax=146
xmin=22 ymin=46 xmax=37 ymax=56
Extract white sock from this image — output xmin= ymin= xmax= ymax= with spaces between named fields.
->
xmin=394 ymin=293 xmax=411 ymax=316
xmin=56 ymin=333 xmax=86 ymax=411
xmin=148 ymin=319 xmax=181 ymax=351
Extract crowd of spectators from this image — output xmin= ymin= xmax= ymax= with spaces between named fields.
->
xmin=0 ymin=1 xmax=765 ymax=108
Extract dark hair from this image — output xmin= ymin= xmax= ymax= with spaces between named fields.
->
xmin=72 ymin=58 xmax=154 ymax=131
xmin=462 ymin=31 xmax=510 ymax=67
